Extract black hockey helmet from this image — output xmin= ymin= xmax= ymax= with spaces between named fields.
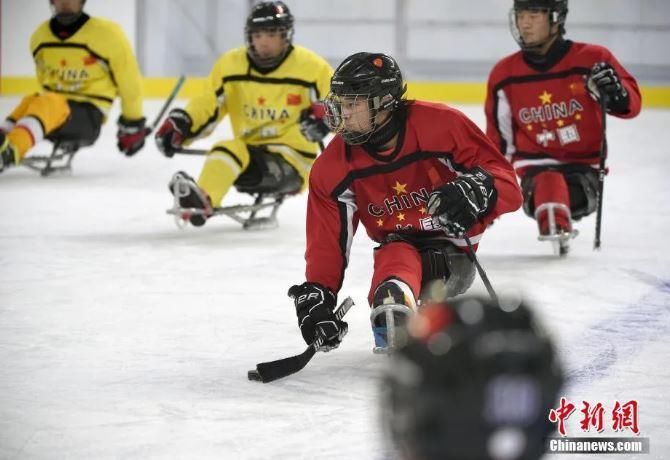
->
xmin=324 ymin=52 xmax=407 ymax=146
xmin=510 ymin=0 xmax=569 ymax=51
xmin=382 ymin=297 xmax=563 ymax=460
xmin=245 ymin=1 xmax=295 ymax=69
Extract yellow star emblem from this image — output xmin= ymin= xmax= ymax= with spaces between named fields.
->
xmin=557 ymin=119 xmax=565 ymax=127
xmin=397 ymin=213 xmax=406 ymax=222
xmin=419 ymin=207 xmax=427 ymax=215
xmin=392 ymin=181 xmax=407 ymax=194
xmin=539 ymin=90 xmax=553 ymax=104
xmin=575 ymin=114 xmax=582 ymax=121
xmin=376 ymin=219 xmax=384 ymax=227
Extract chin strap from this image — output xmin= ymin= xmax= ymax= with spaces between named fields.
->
xmin=363 ymin=107 xmax=405 ymax=151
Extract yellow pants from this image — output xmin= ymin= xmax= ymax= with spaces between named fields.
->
xmin=198 ymin=139 xmax=251 ymax=207
xmin=5 ymin=92 xmax=71 ymax=160
xmin=198 ymin=140 xmax=312 ymax=207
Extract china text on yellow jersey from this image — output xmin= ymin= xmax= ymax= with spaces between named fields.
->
xmin=30 ymin=17 xmax=143 ymax=120
xmin=185 ymin=45 xmax=333 ymax=155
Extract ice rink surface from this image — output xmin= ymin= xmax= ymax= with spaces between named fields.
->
xmin=1 ymin=97 xmax=668 ymax=459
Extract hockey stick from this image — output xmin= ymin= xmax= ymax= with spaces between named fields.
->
xmin=172 ymin=123 xmax=276 ymax=157
xmin=175 ymin=148 xmax=208 ymax=156
xmin=427 ymin=183 xmax=499 ymax=304
xmin=593 ymin=92 xmax=608 ymax=250
xmin=147 ymin=75 xmax=186 ymax=134
xmin=248 ymin=296 xmax=354 ymax=383
xmin=464 ymin=235 xmax=499 ymax=305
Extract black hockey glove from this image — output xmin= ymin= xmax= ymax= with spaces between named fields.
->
xmin=586 ymin=62 xmax=629 ymax=114
xmin=289 ymin=282 xmax=348 ymax=350
xmin=299 ymin=103 xmax=329 ymax=143
xmin=116 ymin=116 xmax=149 ymax=156
xmin=155 ymin=109 xmax=193 ymax=157
xmin=426 ymin=167 xmax=496 ymax=236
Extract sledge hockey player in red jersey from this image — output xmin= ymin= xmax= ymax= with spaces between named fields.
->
xmin=288 ymin=52 xmax=522 ymax=353
xmin=155 ymin=1 xmax=332 ymax=227
xmin=485 ymin=0 xmax=641 ymax=254
xmin=0 ymin=0 xmax=148 ymax=174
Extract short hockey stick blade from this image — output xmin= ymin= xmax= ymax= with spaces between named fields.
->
xmin=248 ymin=296 xmax=354 ymax=383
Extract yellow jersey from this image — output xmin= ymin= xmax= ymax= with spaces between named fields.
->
xmin=30 ymin=15 xmax=143 ymax=120
xmin=184 ymin=45 xmax=333 ymax=155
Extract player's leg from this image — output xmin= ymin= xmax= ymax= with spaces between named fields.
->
xmin=169 ymin=139 xmax=251 ymax=226
xmin=564 ymin=166 xmax=599 ymax=221
xmin=234 ymin=145 xmax=303 ymax=194
xmin=0 ymin=94 xmax=36 ymax=134
xmin=47 ymin=101 xmax=103 ymax=148
xmin=198 ymin=139 xmax=251 ymax=206
xmin=521 ymin=168 xmax=573 ymax=237
xmin=264 ymin=144 xmax=314 ymax=192
xmin=368 ymin=242 xmax=422 ymax=353
xmin=418 ymin=242 xmax=475 ymax=303
xmin=0 ymin=92 xmax=71 ymax=171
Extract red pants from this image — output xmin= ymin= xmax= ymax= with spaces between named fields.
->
xmin=368 ymin=241 xmax=422 ymax=305
xmin=534 ymin=170 xmax=571 ymax=233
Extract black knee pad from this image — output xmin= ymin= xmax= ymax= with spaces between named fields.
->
xmin=48 ymin=101 xmax=103 ymax=149
xmin=235 ymin=147 xmax=302 ymax=194
xmin=419 ymin=243 xmax=475 ymax=300
xmin=520 ymin=166 xmax=598 ymax=220
xmin=565 ymin=169 xmax=598 ymax=220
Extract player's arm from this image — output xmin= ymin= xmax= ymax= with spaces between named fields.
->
xmin=183 ymin=56 xmax=229 ymax=138
xmin=108 ymin=24 xmax=147 ymax=156
xmin=449 ymin=110 xmax=522 ymax=223
xmin=155 ymin=58 xmax=229 ymax=156
xmin=304 ymin=159 xmax=358 ymax=293
xmin=586 ymin=49 xmax=642 ymax=118
xmin=299 ymin=59 xmax=334 ymax=143
xmin=30 ymin=28 xmax=44 ymax=85
xmin=427 ymin=109 xmax=522 ymax=237
xmin=291 ymin=157 xmax=356 ymax=347
xmin=315 ymin=59 xmax=334 ymax=102
xmin=484 ymin=69 xmax=506 ymax=156
xmin=109 ymin=24 xmax=144 ymax=121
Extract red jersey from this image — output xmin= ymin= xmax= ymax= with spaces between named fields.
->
xmin=485 ymin=41 xmax=641 ymax=178
xmin=305 ymin=101 xmax=522 ymax=293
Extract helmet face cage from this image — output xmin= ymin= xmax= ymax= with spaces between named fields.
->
xmin=245 ymin=1 xmax=294 ymax=68
xmin=325 ymin=52 xmax=405 ymax=145
xmin=324 ymin=91 xmax=396 ymax=145
xmin=509 ymin=0 xmax=567 ymax=50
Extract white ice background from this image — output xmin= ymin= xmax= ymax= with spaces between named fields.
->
xmin=1 ymin=97 xmax=668 ymax=459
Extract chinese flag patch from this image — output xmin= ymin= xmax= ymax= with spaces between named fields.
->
xmin=287 ymin=93 xmax=302 ymax=105
xmin=83 ymin=55 xmax=97 ymax=66
xmin=569 ymin=82 xmax=586 ymax=96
